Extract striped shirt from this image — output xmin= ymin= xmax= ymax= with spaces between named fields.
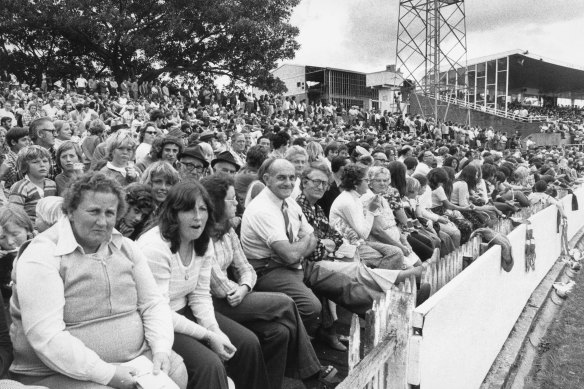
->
xmin=9 ymin=177 xmax=57 ymax=222
xmin=210 ymin=228 xmax=257 ymax=298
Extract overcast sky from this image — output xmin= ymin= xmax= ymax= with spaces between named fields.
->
xmin=288 ymin=0 xmax=584 ymax=73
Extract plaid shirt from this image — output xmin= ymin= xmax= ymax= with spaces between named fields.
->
xmin=2 ymin=150 xmax=19 ymax=191
xmin=296 ymin=193 xmax=343 ymax=262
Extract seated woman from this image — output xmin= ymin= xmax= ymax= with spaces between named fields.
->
xmin=386 ymin=161 xmax=434 ymax=261
xmin=116 ymin=183 xmax=155 ymax=240
xmin=201 ymin=174 xmax=331 ymax=389
xmin=451 ymin=165 xmax=503 ymax=230
xmin=137 ymin=182 xmax=269 ymax=389
xmin=528 ymin=180 xmax=567 ymax=219
xmin=361 ymin=167 xmax=422 ymax=266
xmin=427 ymin=167 xmax=474 ymax=244
xmin=10 ymin=172 xmax=187 ymax=389
xmin=54 ymin=141 xmax=84 ymax=196
xmin=9 ymin=146 xmax=57 ymax=223
xmin=99 ymin=130 xmax=139 ymax=187
xmin=413 ymin=174 xmax=461 ymax=249
xmin=330 ymin=163 xmax=404 ymax=270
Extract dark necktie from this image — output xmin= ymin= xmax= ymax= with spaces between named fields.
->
xmin=281 ymin=201 xmax=293 ymax=243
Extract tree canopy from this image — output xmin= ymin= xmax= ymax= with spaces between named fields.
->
xmin=0 ymin=0 xmax=300 ymax=91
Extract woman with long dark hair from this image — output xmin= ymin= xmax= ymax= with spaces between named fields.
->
xmin=137 ymin=182 xmax=269 ymax=389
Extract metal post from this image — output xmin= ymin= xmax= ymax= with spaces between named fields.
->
xmin=505 ymin=56 xmax=510 ymax=116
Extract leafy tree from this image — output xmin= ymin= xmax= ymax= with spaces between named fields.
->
xmin=0 ymin=0 xmax=298 ymax=91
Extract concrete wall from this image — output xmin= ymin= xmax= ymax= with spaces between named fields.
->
xmin=411 ymin=186 xmax=584 ymax=389
xmin=272 ymin=64 xmax=306 ymax=97
xmin=408 ymin=94 xmax=543 ymax=135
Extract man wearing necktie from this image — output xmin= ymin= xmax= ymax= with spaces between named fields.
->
xmin=241 ymin=159 xmax=322 ymax=336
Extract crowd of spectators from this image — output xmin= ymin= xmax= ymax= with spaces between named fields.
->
xmin=0 ymin=75 xmax=582 ymax=389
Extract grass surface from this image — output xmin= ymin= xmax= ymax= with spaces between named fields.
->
xmin=525 ymin=268 xmax=584 ymax=389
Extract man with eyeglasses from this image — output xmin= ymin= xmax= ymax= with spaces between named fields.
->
xmin=29 ymin=117 xmax=59 ymax=179
xmin=372 ymin=151 xmax=389 ymax=167
xmin=178 ymin=146 xmax=208 ymax=182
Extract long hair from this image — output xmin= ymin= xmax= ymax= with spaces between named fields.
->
xmin=388 ymin=161 xmax=407 ymax=197
xmin=158 ymin=181 xmax=214 ymax=255
xmin=456 ymin=164 xmax=479 ymax=191
xmin=200 ymin=174 xmax=234 ymax=239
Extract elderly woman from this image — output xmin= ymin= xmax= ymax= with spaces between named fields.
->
xmin=330 ymin=163 xmax=405 ymax=270
xmin=54 ymin=141 xmax=84 ymax=196
xmin=362 ymin=166 xmax=422 ymax=266
xmin=99 ymin=130 xmax=139 ymax=187
xmin=285 ymin=145 xmax=308 ymax=200
xmin=9 ymin=173 xmax=187 ymax=388
xmin=137 ymin=182 xmax=269 ymax=389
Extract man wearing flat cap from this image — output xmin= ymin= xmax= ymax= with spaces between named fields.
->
xmin=179 ymin=146 xmax=209 ymax=182
xmin=212 ymin=151 xmax=240 ymax=175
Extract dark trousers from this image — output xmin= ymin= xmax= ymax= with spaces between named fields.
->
xmin=213 ymin=291 xmax=320 ymax=388
xmin=254 ymin=267 xmax=322 ymax=337
xmin=173 ymin=309 xmax=269 ymax=389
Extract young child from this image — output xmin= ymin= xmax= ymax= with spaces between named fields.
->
xmin=0 ymin=205 xmax=34 ymax=298
xmin=8 ymin=145 xmax=57 ymax=223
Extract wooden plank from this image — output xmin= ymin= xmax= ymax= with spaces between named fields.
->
xmin=337 ymin=336 xmax=398 ymax=389
xmin=407 ymin=334 xmax=423 ymax=386
xmin=348 ymin=314 xmax=361 ymax=372
xmin=386 ymin=285 xmax=416 ymax=389
xmin=364 ymin=301 xmax=377 ymax=357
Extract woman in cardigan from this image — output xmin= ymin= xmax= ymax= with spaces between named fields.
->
xmin=137 ymin=182 xmax=269 ymax=389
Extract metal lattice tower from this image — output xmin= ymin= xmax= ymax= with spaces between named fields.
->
xmin=395 ymin=0 xmax=468 ymax=121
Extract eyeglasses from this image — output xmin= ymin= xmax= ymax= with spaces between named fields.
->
xmin=145 ymin=131 xmax=157 ymax=135
xmin=371 ymin=179 xmax=390 ymax=184
xmin=225 ymin=198 xmax=238 ymax=205
xmin=306 ymin=178 xmax=329 ymax=188
xmin=181 ymin=162 xmax=205 ymax=172
xmin=40 ymin=129 xmax=57 ymax=135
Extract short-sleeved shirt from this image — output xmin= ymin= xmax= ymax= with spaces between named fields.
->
xmin=241 ymin=187 xmax=314 ymax=270
xmin=431 ymin=186 xmax=448 ymax=208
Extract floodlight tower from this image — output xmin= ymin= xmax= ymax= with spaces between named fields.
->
xmin=395 ymin=0 xmax=468 ymax=121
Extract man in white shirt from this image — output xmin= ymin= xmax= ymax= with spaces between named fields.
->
xmin=75 ymin=75 xmax=88 ymax=94
xmin=241 ymin=159 xmax=321 ymax=335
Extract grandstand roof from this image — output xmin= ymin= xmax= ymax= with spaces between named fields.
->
xmin=467 ymin=49 xmax=584 ymax=99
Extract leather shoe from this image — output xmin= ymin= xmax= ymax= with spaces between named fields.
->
xmin=317 ymin=328 xmax=347 ymax=352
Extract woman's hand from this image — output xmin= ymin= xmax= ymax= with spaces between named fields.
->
xmin=321 ymin=238 xmax=336 ymax=253
xmin=206 ymin=331 xmax=237 ymax=361
xmin=368 ymin=195 xmax=381 ymax=213
xmin=107 ymin=366 xmax=137 ymax=389
xmin=226 ymin=285 xmax=249 ymax=307
xmin=152 ymin=352 xmax=171 ymax=375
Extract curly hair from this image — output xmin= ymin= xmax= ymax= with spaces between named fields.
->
xmin=125 ymin=183 xmax=155 ymax=212
xmin=340 ymin=163 xmax=368 ymax=191
xmin=155 ymin=136 xmax=184 ymax=159
xmin=62 ymin=172 xmax=127 ymax=219
xmin=158 ymin=181 xmax=215 ymax=255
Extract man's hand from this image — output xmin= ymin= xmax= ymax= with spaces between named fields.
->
xmin=226 ymin=285 xmax=249 ymax=307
